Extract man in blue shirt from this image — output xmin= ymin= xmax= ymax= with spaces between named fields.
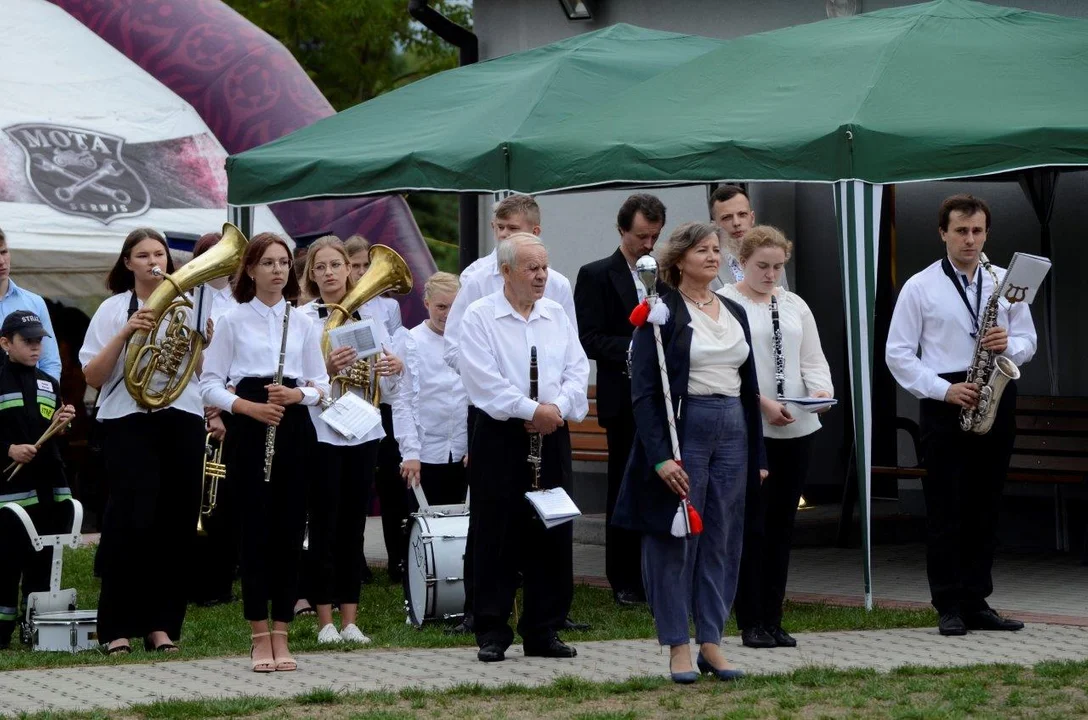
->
xmin=0 ymin=227 xmax=62 ymax=381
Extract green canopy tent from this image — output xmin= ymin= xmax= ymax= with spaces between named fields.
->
xmin=228 ymin=0 xmax=1088 ymax=609
xmin=225 ymin=24 xmax=724 ymax=203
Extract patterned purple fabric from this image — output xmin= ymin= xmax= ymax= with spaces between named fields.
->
xmin=51 ymin=0 xmax=433 ymax=323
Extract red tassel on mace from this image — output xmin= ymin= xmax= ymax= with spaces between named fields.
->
xmin=629 ymin=300 xmax=650 ymax=327
xmin=686 ymin=500 xmax=703 ymax=535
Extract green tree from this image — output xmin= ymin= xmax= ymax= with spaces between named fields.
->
xmin=226 ymin=0 xmax=472 ymax=110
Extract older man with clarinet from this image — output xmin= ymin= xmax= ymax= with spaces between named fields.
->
xmin=458 ymin=233 xmax=589 ymax=663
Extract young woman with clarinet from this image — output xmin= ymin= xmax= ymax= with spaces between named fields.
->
xmin=200 ymin=233 xmax=329 ymax=672
xmin=79 ymin=228 xmax=206 ymax=655
xmin=298 ymin=236 xmax=403 ymax=645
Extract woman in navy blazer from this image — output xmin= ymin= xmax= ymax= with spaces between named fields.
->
xmin=613 ymin=222 xmax=766 ymax=683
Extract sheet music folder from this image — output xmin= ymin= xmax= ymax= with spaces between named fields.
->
xmin=1000 ymin=252 xmax=1051 ymax=305
xmin=318 ymin=392 xmax=382 ymax=440
xmin=525 ymin=487 xmax=581 ymax=528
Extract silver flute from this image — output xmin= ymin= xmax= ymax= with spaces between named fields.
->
xmin=264 ymin=302 xmax=291 ymax=482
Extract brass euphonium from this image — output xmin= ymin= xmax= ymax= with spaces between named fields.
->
xmin=124 ymin=223 xmax=249 ymax=409
xmin=197 ymin=432 xmax=226 ymax=536
xmin=320 ymin=245 xmax=413 ymax=403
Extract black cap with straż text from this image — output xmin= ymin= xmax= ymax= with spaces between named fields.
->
xmin=1 ymin=310 xmax=51 ymax=339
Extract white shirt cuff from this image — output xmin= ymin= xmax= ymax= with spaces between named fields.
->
xmin=929 ymin=377 xmax=952 ymax=403
xmin=299 ymin=386 xmax=321 ymax=406
xmin=516 ymin=397 xmax=539 ymax=422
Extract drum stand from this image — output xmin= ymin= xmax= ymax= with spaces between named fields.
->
xmin=1 ymin=498 xmax=98 ymax=652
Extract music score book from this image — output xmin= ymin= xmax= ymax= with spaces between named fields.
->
xmin=1000 ymin=252 xmax=1051 ymax=305
xmin=779 ymin=397 xmax=838 ymax=413
xmin=327 ymin=317 xmax=383 ymax=359
xmin=525 ymin=487 xmax=581 ymax=528
xmin=319 ymin=392 xmax=382 ymax=440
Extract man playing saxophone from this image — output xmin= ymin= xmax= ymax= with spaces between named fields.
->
xmin=886 ymin=194 xmax=1037 ymax=638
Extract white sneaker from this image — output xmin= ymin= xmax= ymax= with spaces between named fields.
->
xmin=340 ymin=623 xmax=371 ymax=644
xmin=317 ymin=623 xmax=343 ymax=644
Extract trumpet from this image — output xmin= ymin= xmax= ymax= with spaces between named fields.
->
xmin=197 ymin=433 xmax=225 ymax=536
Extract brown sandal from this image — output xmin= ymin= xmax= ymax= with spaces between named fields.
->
xmin=270 ymin=629 xmax=296 ymax=672
xmin=250 ymin=632 xmax=275 ymax=673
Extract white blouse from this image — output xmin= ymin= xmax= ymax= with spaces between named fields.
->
xmin=362 ymin=295 xmax=403 ymax=336
xmin=298 ymin=299 xmax=397 ymax=446
xmin=686 ymin=298 xmax=748 ymax=398
xmin=392 ymin=322 xmax=469 ymax=464
xmin=79 ymin=291 xmax=204 ymax=421
xmin=718 ymin=285 xmax=833 ymax=439
xmin=199 ymin=297 xmax=330 ymax=414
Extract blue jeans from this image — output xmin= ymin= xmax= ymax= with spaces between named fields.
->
xmin=642 ymin=395 xmax=748 ymax=646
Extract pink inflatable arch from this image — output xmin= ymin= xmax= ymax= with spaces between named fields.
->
xmin=51 ymin=0 xmax=435 ymax=323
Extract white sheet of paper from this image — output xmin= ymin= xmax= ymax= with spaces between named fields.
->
xmin=780 ymin=397 xmax=838 ymax=413
xmin=318 ymin=392 xmax=382 ymax=440
xmin=1000 ymin=252 xmax=1052 ymax=305
xmin=328 ymin=318 xmax=382 ymax=359
xmin=525 ymin=487 xmax=581 ymax=528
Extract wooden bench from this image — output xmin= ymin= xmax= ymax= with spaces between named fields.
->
xmin=569 ymin=386 xmax=608 ymax=462
xmin=873 ymin=395 xmax=1088 ymax=548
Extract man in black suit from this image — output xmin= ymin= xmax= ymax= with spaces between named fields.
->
xmin=574 ymin=194 xmax=666 ymax=606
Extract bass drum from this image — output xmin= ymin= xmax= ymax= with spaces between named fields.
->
xmin=403 ymin=512 xmax=469 ymax=627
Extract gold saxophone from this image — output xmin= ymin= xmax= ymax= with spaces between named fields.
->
xmin=959 ymin=253 xmax=1022 ymax=435
xmin=320 ymin=245 xmax=413 ymax=403
xmin=124 ymin=223 xmax=248 ymax=409
xmin=197 ymin=433 xmax=225 ymax=536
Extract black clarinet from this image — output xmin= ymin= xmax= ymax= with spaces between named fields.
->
xmin=264 ymin=302 xmax=291 ymax=483
xmin=527 ymin=346 xmax=542 ymax=490
xmin=770 ymin=295 xmax=785 ymax=400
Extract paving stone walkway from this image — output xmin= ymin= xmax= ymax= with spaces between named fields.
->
xmin=3 ymin=625 xmax=1087 ymax=717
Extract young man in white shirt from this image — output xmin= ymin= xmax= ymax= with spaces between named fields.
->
xmin=886 ymin=194 xmax=1035 ymax=637
xmin=709 ymin=186 xmax=789 ymax=292
xmin=459 ymin=234 xmax=589 ymax=663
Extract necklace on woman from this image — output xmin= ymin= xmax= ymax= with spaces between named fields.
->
xmin=680 ymin=289 xmax=716 ymax=308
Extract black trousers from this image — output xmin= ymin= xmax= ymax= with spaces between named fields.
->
xmin=920 ymin=374 xmax=1017 ymax=616
xmin=375 ymin=403 xmax=407 ymax=578
xmin=734 ymin=434 xmax=815 ymax=630
xmin=97 ymin=409 xmax=203 ymax=643
xmin=472 ymin=415 xmax=574 ymax=650
xmin=461 ymin=406 xmax=481 ymax=622
xmin=0 ymin=499 xmax=73 ymax=643
xmin=305 ymin=440 xmax=377 ymax=606
xmin=603 ymin=413 xmax=642 ymax=594
xmin=232 ymin=378 xmax=316 ymax=623
xmin=188 ymin=418 xmax=241 ymax=604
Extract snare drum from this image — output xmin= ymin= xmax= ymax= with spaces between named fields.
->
xmin=403 ymin=512 xmax=469 ymax=627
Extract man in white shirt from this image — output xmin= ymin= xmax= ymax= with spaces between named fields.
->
xmin=459 ymin=234 xmax=589 ymax=663
xmin=886 ymin=194 xmax=1035 ymax=637
xmin=443 ymin=194 xmax=577 ymax=373
xmin=443 ymin=193 xmax=586 ymax=635
xmin=709 ymin=185 xmax=789 ymax=292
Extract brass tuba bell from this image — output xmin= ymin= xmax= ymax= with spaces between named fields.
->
xmin=321 ymin=245 xmax=413 ymax=403
xmin=124 ymin=223 xmax=248 ymax=409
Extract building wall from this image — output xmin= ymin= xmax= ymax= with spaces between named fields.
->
xmin=471 ymin=0 xmax=1088 ymax=491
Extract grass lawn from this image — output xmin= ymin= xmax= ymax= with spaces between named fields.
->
xmin=13 ymin=661 xmax=1088 ymax=719
xmin=0 ymin=546 xmax=937 ymax=672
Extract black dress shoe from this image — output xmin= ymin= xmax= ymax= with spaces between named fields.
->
xmin=524 ymin=637 xmax=577 ymax=658
xmin=767 ymin=626 xmax=797 ymax=648
xmin=964 ymin=608 xmax=1024 ymax=632
xmin=938 ymin=613 xmax=968 ymax=636
xmin=477 ymin=643 xmax=506 ymax=662
xmin=613 ymin=589 xmax=645 ymax=607
xmin=561 ymin=616 xmax=591 ymax=631
xmin=741 ymin=626 xmax=777 ymax=648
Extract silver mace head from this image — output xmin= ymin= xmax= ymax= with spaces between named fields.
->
xmin=635 ymin=255 xmax=659 ymax=298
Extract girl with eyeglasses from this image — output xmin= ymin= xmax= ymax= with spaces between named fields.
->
xmin=295 ymin=236 xmax=403 ymax=645
xmin=199 ymin=233 xmax=329 ymax=672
